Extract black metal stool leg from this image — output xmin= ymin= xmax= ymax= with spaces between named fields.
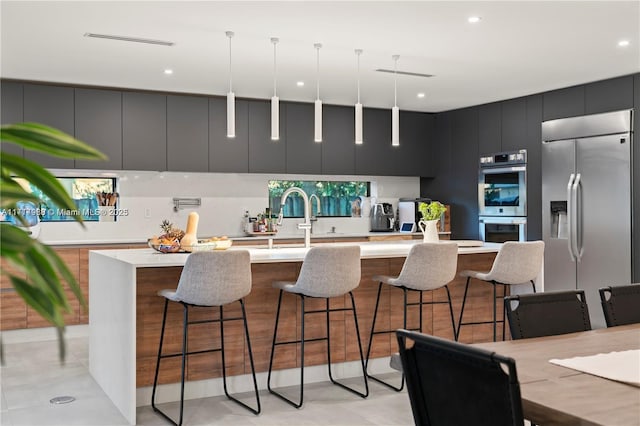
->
xmin=365 ymin=282 xmax=384 ymax=370
xmin=502 ymin=284 xmax=507 ymax=341
xmin=151 ymin=299 xmax=169 ymax=416
xmin=444 ymin=285 xmax=458 ymax=341
xmin=531 ymin=280 xmax=537 ymax=293
xmin=492 ymin=281 xmax=498 ymax=342
xmin=456 ymin=277 xmax=472 ymax=341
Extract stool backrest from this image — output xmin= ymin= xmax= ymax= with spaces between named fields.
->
xmin=397 ymin=329 xmax=524 ymax=426
xmin=296 ymin=245 xmax=361 ymax=297
xmin=599 ymin=283 xmax=640 ymax=327
xmin=488 ymin=241 xmax=544 ymax=284
xmin=505 ymin=290 xmax=591 ymax=340
xmin=175 ymin=250 xmax=252 ymax=306
xmin=395 ymin=242 xmax=458 ymax=291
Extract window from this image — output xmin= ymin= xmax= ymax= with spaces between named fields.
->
xmin=1 ymin=177 xmax=117 ymax=222
xmin=268 ymin=180 xmax=369 ymax=218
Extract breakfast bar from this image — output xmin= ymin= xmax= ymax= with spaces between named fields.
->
xmin=89 ymin=241 xmax=502 ymax=424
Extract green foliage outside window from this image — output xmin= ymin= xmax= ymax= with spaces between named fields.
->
xmin=268 ymin=180 xmax=369 ymax=217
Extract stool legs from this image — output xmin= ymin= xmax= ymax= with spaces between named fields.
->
xmin=268 ymin=290 xmax=369 ymax=408
xmin=152 ymin=299 xmax=261 ymax=426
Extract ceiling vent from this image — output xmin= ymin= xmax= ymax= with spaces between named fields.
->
xmin=84 ymin=33 xmax=174 ymax=46
xmin=375 ymin=69 xmax=433 ymax=78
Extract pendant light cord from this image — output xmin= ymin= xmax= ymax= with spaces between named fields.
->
xmin=315 ymin=44 xmax=321 ymax=101
xmin=272 ymin=38 xmax=278 ymax=97
xmin=356 ymin=49 xmax=362 ymax=103
xmin=226 ymin=31 xmax=234 ymax=92
xmin=393 ymin=55 xmax=399 ymax=107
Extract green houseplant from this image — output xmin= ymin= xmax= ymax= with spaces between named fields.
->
xmin=0 ymin=123 xmax=106 ymax=362
xmin=418 ymin=201 xmax=447 ymax=243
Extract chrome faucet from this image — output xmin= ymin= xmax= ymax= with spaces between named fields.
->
xmin=277 ymin=187 xmax=312 ymax=248
xmin=308 ymin=193 xmax=321 ymax=234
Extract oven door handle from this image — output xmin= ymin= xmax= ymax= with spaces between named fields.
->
xmin=566 ymin=173 xmax=577 ymax=262
xmin=480 ymin=166 xmax=526 ymax=174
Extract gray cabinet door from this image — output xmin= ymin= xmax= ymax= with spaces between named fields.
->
xmin=75 ymin=88 xmax=122 ymax=170
xmin=122 ymin=92 xmax=167 ymax=171
xmin=525 ymin=94 xmax=543 ymax=240
xmin=543 ymin=85 xmax=585 ymax=120
xmin=397 ymin=111 xmax=433 ymax=177
xmin=478 ymin=103 xmax=501 ymax=155
xmin=167 ymin=95 xmax=208 ymax=172
xmin=1 ymin=81 xmax=24 ymax=157
xmin=248 ymin=100 xmax=286 ymax=173
xmin=501 ymin=97 xmax=527 ymax=152
xmin=356 ymin=108 xmax=394 ymax=176
xmin=285 ymin=103 xmax=321 ymax=174
xmin=322 ymin=105 xmax=355 ymax=175
xmin=209 ymin=97 xmax=248 ymax=173
xmin=421 ymin=111 xmax=453 ymax=201
xmin=23 ymin=84 xmax=75 ymax=168
xmin=585 ymin=75 xmax=633 ymax=114
xmin=634 ymin=73 xmax=640 ymax=282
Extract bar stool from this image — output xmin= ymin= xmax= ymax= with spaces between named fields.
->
xmin=151 ymin=251 xmax=260 ymax=426
xmin=457 ymin=241 xmax=544 ymax=342
xmin=365 ymin=242 xmax=458 ymax=391
xmin=267 ymin=245 xmax=369 ymax=408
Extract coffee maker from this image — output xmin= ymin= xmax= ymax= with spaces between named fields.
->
xmin=370 ymin=203 xmax=395 ymax=232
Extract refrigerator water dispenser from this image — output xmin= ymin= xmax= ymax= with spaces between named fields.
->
xmin=550 ymin=201 xmax=568 ymax=239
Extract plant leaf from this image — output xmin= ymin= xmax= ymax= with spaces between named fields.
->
xmin=0 ymin=223 xmax=35 ymax=255
xmin=10 ymin=276 xmax=62 ymax=327
xmin=1 ymin=153 xmax=84 ymax=226
xmin=1 ymin=123 xmax=107 ymax=160
xmin=39 ymin=243 xmax=85 ymax=310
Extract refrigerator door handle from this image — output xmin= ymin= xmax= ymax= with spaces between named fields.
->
xmin=566 ymin=173 xmax=577 ymax=261
xmin=573 ymin=173 xmax=584 ymax=261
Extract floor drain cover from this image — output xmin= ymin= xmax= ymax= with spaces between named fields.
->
xmin=50 ymin=396 xmax=76 ymax=404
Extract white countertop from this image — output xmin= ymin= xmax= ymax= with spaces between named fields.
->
xmin=90 ymin=240 xmax=501 ymax=267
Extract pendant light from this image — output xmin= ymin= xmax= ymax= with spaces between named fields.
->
xmin=354 ymin=49 xmax=363 ymax=145
xmin=226 ymin=31 xmax=235 ymax=138
xmin=314 ymin=43 xmax=323 ymax=142
xmin=271 ymin=37 xmax=279 ymax=141
xmin=392 ymin=54 xmax=400 ymax=147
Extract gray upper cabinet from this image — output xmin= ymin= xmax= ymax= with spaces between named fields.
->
xmin=542 ymin=85 xmax=585 ymax=121
xmin=23 ymin=84 xmax=75 ymax=168
xmin=248 ymin=100 xmax=286 ymax=173
xmin=167 ymin=95 xmax=208 ymax=172
xmin=122 ymin=92 xmax=167 ymax=171
xmin=478 ymin=103 xmax=501 ymax=155
xmin=285 ymin=102 xmax=321 ymax=174
xmin=356 ymin=108 xmax=394 ymax=176
xmin=1 ymin=81 xmax=24 ymax=157
xmin=501 ymin=97 xmax=527 ymax=152
xmin=209 ymin=97 xmax=248 ymax=173
xmin=397 ymin=111 xmax=432 ymax=177
xmin=321 ymin=105 xmax=355 ymax=175
xmin=74 ymin=88 xmax=122 ymax=170
xmin=585 ymin=75 xmax=633 ymax=114
xmin=525 ymin=94 xmax=543 ymax=241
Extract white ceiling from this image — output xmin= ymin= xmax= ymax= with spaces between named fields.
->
xmin=1 ymin=1 xmax=639 ymax=113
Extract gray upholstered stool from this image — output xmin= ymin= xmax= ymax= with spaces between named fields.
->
xmin=151 ymin=251 xmax=260 ymax=426
xmin=457 ymin=241 xmax=544 ymax=342
xmin=267 ymin=245 xmax=369 ymax=408
xmin=365 ymin=242 xmax=458 ymax=391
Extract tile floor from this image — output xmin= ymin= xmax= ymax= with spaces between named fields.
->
xmin=1 ymin=334 xmax=412 ymax=426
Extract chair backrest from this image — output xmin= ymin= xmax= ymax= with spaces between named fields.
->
xmin=487 ymin=241 xmax=544 ymax=284
xmin=396 ymin=329 xmax=524 ymax=426
xmin=599 ymin=283 xmax=640 ymax=327
xmin=505 ymin=290 xmax=591 ymax=340
xmin=174 ymin=250 xmax=252 ymax=306
xmin=295 ymin=245 xmax=361 ymax=298
xmin=395 ymin=242 xmax=458 ymax=291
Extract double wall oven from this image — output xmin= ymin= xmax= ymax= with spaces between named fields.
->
xmin=478 ymin=150 xmax=527 ymax=242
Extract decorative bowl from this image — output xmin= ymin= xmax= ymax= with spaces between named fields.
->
xmin=148 ymin=238 xmax=182 ymax=253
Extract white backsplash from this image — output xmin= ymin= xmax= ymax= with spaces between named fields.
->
xmin=38 ymin=170 xmax=420 ymax=244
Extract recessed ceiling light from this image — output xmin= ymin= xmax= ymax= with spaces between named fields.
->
xmin=417 ymin=93 xmax=426 ymax=98
xmin=468 ymin=16 xmax=481 ymax=23
xmin=618 ymin=40 xmax=630 ymax=47
xmin=296 ymin=81 xmax=305 ymax=87
xmin=164 ymin=69 xmax=173 ymax=75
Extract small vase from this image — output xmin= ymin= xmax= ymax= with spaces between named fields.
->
xmin=418 ymin=219 xmax=440 ymax=243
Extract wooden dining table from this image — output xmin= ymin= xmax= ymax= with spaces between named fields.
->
xmin=474 ymin=323 xmax=640 ymax=426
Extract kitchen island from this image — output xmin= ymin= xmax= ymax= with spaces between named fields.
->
xmin=90 ymin=241 xmax=502 ymax=424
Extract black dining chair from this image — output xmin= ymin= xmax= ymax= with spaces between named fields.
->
xmin=599 ymin=283 xmax=640 ymax=327
xmin=505 ymin=290 xmax=591 ymax=340
xmin=396 ymin=329 xmax=524 ymax=426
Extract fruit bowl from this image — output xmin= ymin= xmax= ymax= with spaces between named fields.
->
xmin=210 ymin=237 xmax=233 ymax=250
xmin=148 ymin=238 xmax=182 ymax=253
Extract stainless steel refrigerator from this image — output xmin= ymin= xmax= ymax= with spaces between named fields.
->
xmin=541 ymin=110 xmax=632 ymax=328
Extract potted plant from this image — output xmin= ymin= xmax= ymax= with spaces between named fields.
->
xmin=418 ymin=201 xmax=447 ymax=242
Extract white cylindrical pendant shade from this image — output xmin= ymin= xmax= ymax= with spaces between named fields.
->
xmin=355 ymin=102 xmax=363 ymax=145
xmin=392 ymin=106 xmax=400 ymax=146
xmin=226 ymin=92 xmax=235 ymax=138
xmin=271 ymin=96 xmax=279 ymax=140
xmin=314 ymin=99 xmax=323 ymax=142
